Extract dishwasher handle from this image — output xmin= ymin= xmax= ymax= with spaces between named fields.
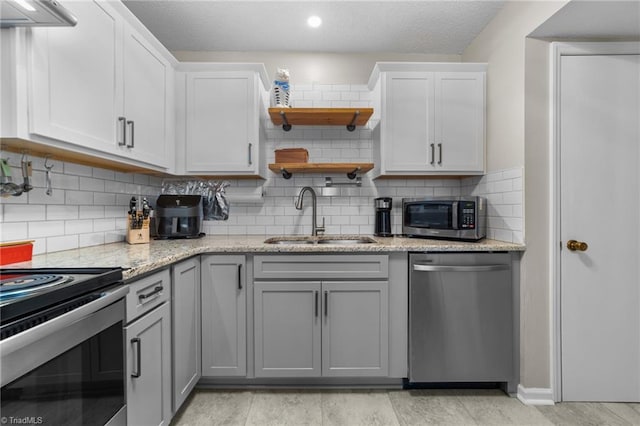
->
xmin=413 ymin=263 xmax=509 ymax=272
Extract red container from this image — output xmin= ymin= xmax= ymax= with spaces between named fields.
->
xmin=0 ymin=241 xmax=34 ymax=266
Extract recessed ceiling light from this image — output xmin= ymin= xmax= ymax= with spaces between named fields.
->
xmin=307 ymin=15 xmax=322 ymax=28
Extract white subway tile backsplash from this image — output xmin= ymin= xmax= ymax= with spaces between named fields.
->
xmin=79 ymin=177 xmax=105 ymax=192
xmin=29 ymin=220 xmax=65 ymax=238
xmin=66 ymin=190 xmax=94 ymax=205
xmin=47 ymin=205 xmax=79 ymax=221
xmin=4 ymin=205 xmax=46 ymax=222
xmin=0 ymin=153 xmax=162 ymax=254
xmin=65 ymin=219 xmax=94 ymax=234
xmin=79 ymin=232 xmax=105 ymax=248
xmin=79 ymin=205 xmax=105 ymax=219
xmin=47 ymin=235 xmax=78 ymax=252
xmin=0 ymin=223 xmax=28 ymax=241
xmin=63 ymin=163 xmax=92 ymax=177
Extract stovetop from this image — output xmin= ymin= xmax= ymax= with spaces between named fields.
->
xmin=0 ymin=267 xmax=123 ymax=330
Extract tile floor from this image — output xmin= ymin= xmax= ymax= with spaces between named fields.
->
xmin=171 ymin=389 xmax=640 ymax=426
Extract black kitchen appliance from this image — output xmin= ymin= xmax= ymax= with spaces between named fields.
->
xmin=374 ymin=197 xmax=393 ymax=237
xmin=155 ymin=194 xmax=205 ymax=239
xmin=0 ymin=267 xmax=128 ymax=425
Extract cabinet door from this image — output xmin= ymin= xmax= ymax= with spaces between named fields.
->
xmin=171 ymin=258 xmax=201 ymax=412
xmin=382 ymin=72 xmax=435 ymax=172
xmin=201 ymin=255 xmax=246 ymax=377
xmin=123 ymin=26 xmax=169 ymax=168
xmin=254 ymin=282 xmax=321 ymax=377
xmin=434 ymin=72 xmax=485 ymax=172
xmin=126 ymin=302 xmax=172 ymax=426
xmin=322 ymin=281 xmax=389 ymax=377
xmin=29 ymin=0 xmax=123 ymax=153
xmin=185 ymin=72 xmax=258 ymax=174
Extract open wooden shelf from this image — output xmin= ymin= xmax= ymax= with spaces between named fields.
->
xmin=268 ymin=108 xmax=374 ymax=132
xmin=268 ymin=162 xmax=374 ymax=179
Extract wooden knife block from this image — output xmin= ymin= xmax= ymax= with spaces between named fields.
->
xmin=126 ymin=214 xmax=150 ymax=245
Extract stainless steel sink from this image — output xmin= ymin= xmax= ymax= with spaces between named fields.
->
xmin=264 ymin=236 xmax=377 ymax=245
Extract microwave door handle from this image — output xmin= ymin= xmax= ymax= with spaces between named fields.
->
xmin=452 ymin=201 xmax=459 ymax=230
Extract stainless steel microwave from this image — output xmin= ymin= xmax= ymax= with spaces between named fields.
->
xmin=402 ymin=196 xmax=486 ymax=241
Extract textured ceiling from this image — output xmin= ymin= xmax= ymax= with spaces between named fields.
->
xmin=122 ymin=1 xmax=506 ymax=54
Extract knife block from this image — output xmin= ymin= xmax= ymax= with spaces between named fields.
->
xmin=126 ymin=214 xmax=150 ymax=245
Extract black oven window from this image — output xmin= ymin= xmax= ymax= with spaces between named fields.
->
xmin=1 ymin=322 xmax=124 ymax=426
xmin=406 ymin=203 xmax=453 ymax=229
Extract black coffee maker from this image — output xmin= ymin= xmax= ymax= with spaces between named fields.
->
xmin=374 ymin=197 xmax=393 ymax=237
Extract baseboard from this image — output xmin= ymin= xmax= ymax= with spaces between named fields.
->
xmin=517 ymin=385 xmax=555 ymax=405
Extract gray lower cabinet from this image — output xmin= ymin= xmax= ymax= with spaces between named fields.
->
xmin=125 ymin=269 xmax=172 ymax=426
xmin=254 ymin=281 xmax=322 ymax=377
xmin=171 ymin=257 xmax=201 ymax=412
xmin=201 ymin=255 xmax=247 ymax=377
xmin=253 ymin=280 xmax=389 ymax=378
xmin=322 ymin=281 xmax=389 ymax=377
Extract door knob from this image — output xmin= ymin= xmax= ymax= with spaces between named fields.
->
xmin=567 ymin=240 xmax=588 ymax=252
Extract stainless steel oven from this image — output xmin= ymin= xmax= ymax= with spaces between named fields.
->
xmin=0 ymin=268 xmax=128 ymax=426
xmin=402 ymin=196 xmax=486 ymax=241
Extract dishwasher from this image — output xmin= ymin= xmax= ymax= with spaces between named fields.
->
xmin=409 ymin=252 xmax=516 ymax=392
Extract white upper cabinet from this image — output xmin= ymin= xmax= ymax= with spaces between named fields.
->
xmin=122 ymin=25 xmax=171 ymax=168
xmin=370 ymin=63 xmax=486 ymax=177
xmin=3 ymin=0 xmax=175 ymax=172
xmin=29 ymin=1 xmax=123 ymax=155
xmin=175 ymin=65 xmax=269 ymax=176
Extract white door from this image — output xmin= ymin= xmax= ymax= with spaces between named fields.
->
xmin=560 ymin=54 xmax=640 ymax=401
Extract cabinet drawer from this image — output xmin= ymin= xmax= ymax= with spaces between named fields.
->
xmin=126 ymin=269 xmax=171 ymax=322
xmin=253 ymin=255 xmax=388 ymax=280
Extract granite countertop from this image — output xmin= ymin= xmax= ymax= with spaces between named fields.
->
xmin=18 ymin=235 xmax=525 ymax=280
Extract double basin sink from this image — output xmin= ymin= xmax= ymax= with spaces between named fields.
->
xmin=264 ymin=236 xmax=377 ymax=245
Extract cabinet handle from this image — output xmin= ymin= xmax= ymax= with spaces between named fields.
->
xmin=138 ymin=285 xmax=163 ymax=302
xmin=248 ymin=143 xmax=253 ymax=166
xmin=324 ymin=291 xmax=328 ymax=317
xmin=127 ymin=120 xmax=135 ymax=148
xmin=438 ymin=143 xmax=442 ymax=165
xmin=315 ymin=291 xmax=319 ymax=317
xmin=131 ymin=337 xmax=141 ymax=378
xmin=237 ymin=264 xmax=243 ymax=290
xmin=118 ymin=117 xmax=127 ymax=146
xmin=430 ymin=143 xmax=435 ymax=165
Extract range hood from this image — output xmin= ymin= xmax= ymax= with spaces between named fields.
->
xmin=1 ymin=0 xmax=77 ymax=27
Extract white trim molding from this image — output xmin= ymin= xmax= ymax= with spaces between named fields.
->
xmin=517 ymin=385 xmax=555 ymax=406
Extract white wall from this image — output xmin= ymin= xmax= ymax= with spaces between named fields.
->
xmin=462 ymin=1 xmax=568 ymax=172
xmin=460 ymin=0 xmax=569 ymax=390
xmin=173 ymin=51 xmax=461 ymax=84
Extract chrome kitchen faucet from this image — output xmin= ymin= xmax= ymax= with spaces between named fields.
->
xmin=295 ymin=187 xmax=325 ymax=236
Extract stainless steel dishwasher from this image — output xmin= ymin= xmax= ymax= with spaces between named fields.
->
xmin=409 ymin=252 xmax=516 ymax=391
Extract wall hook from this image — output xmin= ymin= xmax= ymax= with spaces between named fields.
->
xmin=44 ymin=156 xmax=54 ymax=196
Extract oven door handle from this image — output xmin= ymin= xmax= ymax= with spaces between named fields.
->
xmin=0 ymin=285 xmax=128 ymax=387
